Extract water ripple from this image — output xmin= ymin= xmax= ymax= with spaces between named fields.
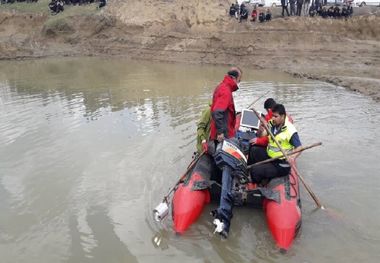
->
xmin=1 ymin=59 xmax=379 ymax=263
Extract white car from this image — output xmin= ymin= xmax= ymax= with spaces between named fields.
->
xmin=244 ymin=0 xmax=266 ymax=6
xmin=326 ymin=0 xmax=344 ymax=5
xmin=265 ymin=0 xmax=282 ymax=7
xmin=350 ymin=0 xmax=380 ymax=6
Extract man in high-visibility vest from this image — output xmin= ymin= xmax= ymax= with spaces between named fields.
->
xmin=249 ymin=103 xmax=302 ymax=183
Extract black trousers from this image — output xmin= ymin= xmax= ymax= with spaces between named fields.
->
xmin=282 ymin=5 xmax=290 ymax=16
xmin=248 ymin=146 xmax=291 ymax=183
xmin=297 ymin=3 xmax=303 ymax=16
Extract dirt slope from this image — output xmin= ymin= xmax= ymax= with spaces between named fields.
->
xmin=0 ymin=1 xmax=379 ymax=100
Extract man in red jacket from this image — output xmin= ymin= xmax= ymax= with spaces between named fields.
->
xmin=210 ymin=67 xmax=242 ymax=143
xmin=210 ymin=67 xmax=242 ymax=238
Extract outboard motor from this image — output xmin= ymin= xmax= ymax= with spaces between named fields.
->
xmin=214 ymin=138 xmax=261 ymax=207
xmin=214 ymin=138 xmax=248 ymax=183
xmin=212 ymin=139 xmax=249 ymax=237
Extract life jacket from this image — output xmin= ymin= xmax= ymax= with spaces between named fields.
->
xmin=266 ymin=117 xmax=297 ymax=159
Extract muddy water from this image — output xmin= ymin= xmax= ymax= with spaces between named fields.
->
xmin=0 ymin=57 xmax=379 ymax=263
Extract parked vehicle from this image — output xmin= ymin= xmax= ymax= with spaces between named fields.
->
xmin=265 ymin=0 xmax=282 ymax=7
xmin=350 ymin=0 xmax=380 ymax=6
xmin=244 ymin=0 xmax=266 ymax=6
xmin=326 ymin=0 xmax=344 ymax=5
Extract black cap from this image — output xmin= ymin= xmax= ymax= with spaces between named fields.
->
xmin=264 ymin=98 xmax=276 ymax=110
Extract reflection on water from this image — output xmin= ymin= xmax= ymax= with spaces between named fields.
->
xmin=0 ymin=58 xmax=379 ymax=263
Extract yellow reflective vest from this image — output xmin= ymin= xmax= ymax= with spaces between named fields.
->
xmin=267 ymin=117 xmax=297 ymax=159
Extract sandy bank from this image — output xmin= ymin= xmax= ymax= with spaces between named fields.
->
xmin=0 ymin=0 xmax=379 ymax=101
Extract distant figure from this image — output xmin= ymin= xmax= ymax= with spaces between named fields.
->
xmin=296 ymin=0 xmax=303 ymax=16
xmin=348 ymin=3 xmax=353 ymax=17
xmin=290 ymin=0 xmax=296 ymax=16
xmin=265 ymin=9 xmax=272 ymax=21
xmin=239 ymin=3 xmax=249 ymax=22
xmin=49 ymin=0 xmax=64 ymax=14
xmin=98 ymin=0 xmax=106 ymax=8
xmin=259 ymin=11 xmax=266 ymax=22
xmin=309 ymin=4 xmax=316 ymax=17
xmin=281 ymin=0 xmax=290 ymax=17
xmin=234 ymin=2 xmax=240 ymax=19
xmin=341 ymin=4 xmax=349 ymax=19
xmin=327 ymin=5 xmax=334 ymax=18
xmin=321 ymin=5 xmax=328 ymax=18
xmin=315 ymin=0 xmax=322 ymax=14
xmin=251 ymin=6 xmax=258 ymax=22
xmin=333 ymin=5 xmax=340 ymax=18
xmin=303 ymin=0 xmax=310 ymax=16
xmin=229 ymin=3 xmax=237 ymax=17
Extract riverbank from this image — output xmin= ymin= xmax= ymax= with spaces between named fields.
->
xmin=1 ymin=0 xmax=379 ymax=101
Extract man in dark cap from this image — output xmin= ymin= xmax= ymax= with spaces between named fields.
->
xmin=248 ymin=98 xmax=276 ymax=160
xmin=210 ymin=67 xmax=242 ymax=144
xmin=264 ymin=98 xmax=276 ymax=118
xmin=210 ymin=67 xmax=242 ymax=238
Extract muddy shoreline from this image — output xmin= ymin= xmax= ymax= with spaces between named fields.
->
xmin=0 ymin=1 xmax=379 ymax=101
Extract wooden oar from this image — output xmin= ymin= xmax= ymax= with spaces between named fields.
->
xmin=246 ymin=90 xmax=270 ymax=109
xmin=162 ymin=151 xmax=205 ymax=203
xmin=252 ymin=108 xmax=325 ymax=209
xmin=247 ymin=142 xmax=322 ymax=170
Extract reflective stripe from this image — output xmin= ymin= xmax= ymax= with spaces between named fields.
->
xmin=278 ymin=163 xmax=290 ymax=168
xmin=267 ymin=145 xmax=282 ymax=152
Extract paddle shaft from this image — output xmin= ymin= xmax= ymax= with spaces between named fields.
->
xmin=252 ymin=109 xmax=324 ymax=209
xmin=247 ymin=142 xmax=322 ymax=170
xmin=163 ymin=151 xmax=205 ymax=202
xmin=246 ymin=90 xmax=270 ymax=109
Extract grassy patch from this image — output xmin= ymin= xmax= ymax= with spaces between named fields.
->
xmin=0 ymin=1 xmax=100 ymax=18
xmin=0 ymin=0 xmax=51 ymax=13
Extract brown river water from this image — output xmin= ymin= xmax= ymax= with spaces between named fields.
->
xmin=0 ymin=57 xmax=379 ymax=263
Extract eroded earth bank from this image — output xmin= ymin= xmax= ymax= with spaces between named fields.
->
xmin=1 ymin=0 xmax=379 ymax=100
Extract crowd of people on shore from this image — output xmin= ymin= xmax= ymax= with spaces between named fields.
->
xmin=309 ymin=3 xmax=353 ymax=18
xmin=279 ymin=0 xmax=354 ymax=18
xmin=1 ymin=0 xmax=37 ymax=4
xmin=0 ymin=0 xmax=106 ymax=14
xmin=48 ymin=0 xmax=107 ymax=15
xmin=230 ymin=2 xmax=272 ymax=23
xmin=229 ymin=0 xmax=354 ymax=22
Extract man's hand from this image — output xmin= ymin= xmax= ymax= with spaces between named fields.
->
xmin=290 ymin=146 xmax=302 ymax=160
xmin=249 ymin=138 xmax=257 ymax=145
xmin=217 ymin=133 xmax=225 ymax=142
xmin=201 ymin=140 xmax=208 ymax=153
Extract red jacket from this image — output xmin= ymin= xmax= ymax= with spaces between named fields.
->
xmin=255 ymin=109 xmax=272 ymax=146
xmin=210 ymin=75 xmax=238 ymax=140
